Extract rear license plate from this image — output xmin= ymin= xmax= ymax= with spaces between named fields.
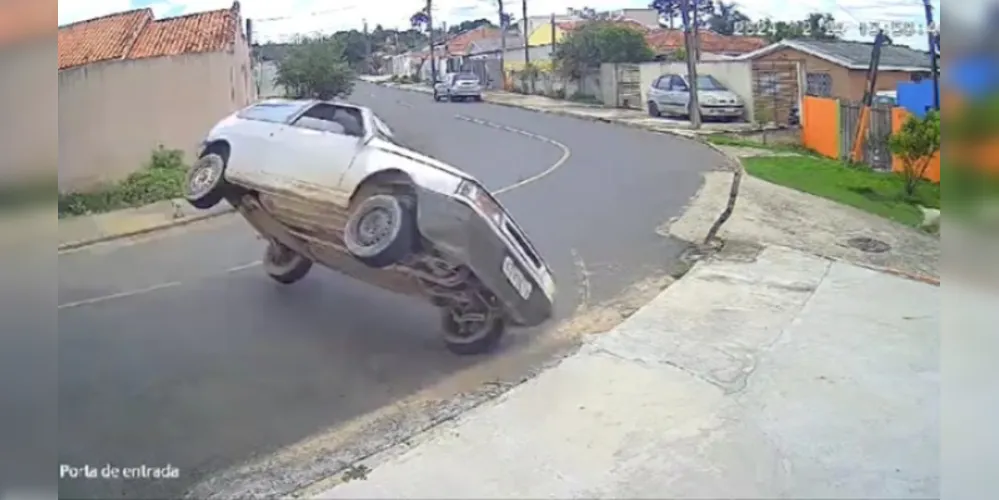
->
xmin=502 ymin=256 xmax=533 ymax=300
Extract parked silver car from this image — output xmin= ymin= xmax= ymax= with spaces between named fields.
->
xmin=183 ymin=99 xmax=556 ymax=354
xmin=647 ymin=74 xmax=745 ymax=121
xmin=433 ymin=72 xmax=483 ymax=102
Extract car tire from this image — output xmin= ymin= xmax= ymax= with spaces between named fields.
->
xmin=648 ymin=101 xmax=660 ymax=117
xmin=263 ymin=241 xmax=312 ymax=284
xmin=184 ymin=153 xmax=229 ymax=209
xmin=343 ymin=193 xmax=416 ymax=268
xmin=441 ymin=307 xmax=506 ymax=355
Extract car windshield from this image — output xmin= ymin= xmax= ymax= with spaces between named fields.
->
xmin=238 ymin=102 xmax=305 ymax=123
xmin=696 ymin=75 xmax=727 ymax=91
xmin=455 ymin=73 xmax=478 ymax=82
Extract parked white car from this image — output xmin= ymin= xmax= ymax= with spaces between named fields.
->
xmin=433 ymin=72 xmax=483 ymax=102
xmin=647 ymin=73 xmax=745 ymax=121
xmin=183 ymin=99 xmax=556 ymax=354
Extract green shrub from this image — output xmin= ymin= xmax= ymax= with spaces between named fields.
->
xmin=58 ymin=147 xmax=188 ymax=218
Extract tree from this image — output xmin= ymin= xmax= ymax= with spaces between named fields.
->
xmin=449 ymin=18 xmax=494 ymax=34
xmin=275 ymin=36 xmax=355 ymax=100
xmin=707 ymin=0 xmax=749 ymax=35
xmin=650 ymin=0 xmax=680 ymax=29
xmin=888 ymin=110 xmax=940 ymax=196
xmin=554 ymin=22 xmax=654 ymax=79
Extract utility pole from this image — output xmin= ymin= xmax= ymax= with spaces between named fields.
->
xmin=427 ymin=0 xmax=437 ymax=84
xmin=522 ymin=0 xmax=532 ymax=93
xmin=922 ymin=0 xmax=940 ymax=110
xmin=550 ymin=12 xmax=556 ymax=57
xmin=498 ymin=0 xmax=507 ymax=90
xmin=679 ymin=0 xmax=701 ymax=128
xmin=691 ymin=0 xmax=700 ymax=61
xmin=362 ymin=18 xmax=371 ymax=74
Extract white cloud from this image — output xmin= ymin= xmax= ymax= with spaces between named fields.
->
xmin=57 ymin=0 xmax=941 ymax=49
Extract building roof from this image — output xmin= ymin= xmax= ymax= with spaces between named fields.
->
xmin=645 ymin=29 xmax=766 ymax=55
xmin=58 ymin=1 xmax=242 ymax=70
xmin=0 ymin=0 xmax=56 ymax=46
xmin=445 ymin=26 xmax=503 ymax=55
xmin=739 ymin=39 xmax=932 ymax=71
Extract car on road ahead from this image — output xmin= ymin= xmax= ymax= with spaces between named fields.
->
xmin=183 ymin=99 xmax=556 ymax=354
xmin=647 ymin=73 xmax=745 ymax=121
xmin=434 ymin=72 xmax=483 ymax=102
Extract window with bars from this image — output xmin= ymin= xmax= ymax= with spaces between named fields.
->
xmin=758 ymin=71 xmax=780 ymax=96
xmin=806 ymin=72 xmax=832 ymax=97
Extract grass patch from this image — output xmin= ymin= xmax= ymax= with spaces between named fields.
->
xmin=706 ymin=134 xmax=812 ymax=154
xmin=742 ymin=155 xmax=940 ymax=228
xmin=58 ymin=147 xmax=188 ymax=218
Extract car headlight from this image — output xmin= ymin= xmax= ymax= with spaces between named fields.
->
xmin=456 ymin=180 xmax=505 ymax=227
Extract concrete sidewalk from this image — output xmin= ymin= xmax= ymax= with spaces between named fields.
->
xmin=311 ymin=245 xmax=939 ymax=499
xmin=58 ymin=198 xmax=234 ymax=250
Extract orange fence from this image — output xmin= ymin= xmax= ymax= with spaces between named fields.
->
xmin=944 ymin=90 xmax=999 ymax=176
xmin=890 ymin=107 xmax=940 ymax=182
xmin=800 ymin=96 xmax=840 ymax=159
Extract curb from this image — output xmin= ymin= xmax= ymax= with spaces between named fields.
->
xmin=58 ymin=206 xmax=236 ymax=252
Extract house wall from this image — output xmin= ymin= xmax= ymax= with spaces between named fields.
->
xmin=527 ymin=24 xmax=567 ymax=47
xmin=637 ymin=60 xmax=756 ymax=121
xmin=755 ymin=46 xmax=919 ymax=101
xmin=0 ymin=39 xmax=57 ymax=187
xmin=59 ymin=45 xmax=255 ymax=193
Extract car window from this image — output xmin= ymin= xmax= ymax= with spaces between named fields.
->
xmin=372 ymin=115 xmax=398 ymax=144
xmin=292 ymin=103 xmax=364 ymax=137
xmin=652 ymin=76 xmax=663 ymax=89
xmin=670 ymin=76 xmax=688 ymax=91
xmin=696 ymin=75 xmax=727 ymax=91
xmin=658 ymin=76 xmax=672 ymax=90
xmin=455 ymin=73 xmax=478 ymax=82
xmin=238 ymin=102 xmax=305 ymax=123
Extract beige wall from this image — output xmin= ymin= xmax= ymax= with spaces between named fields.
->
xmin=637 ymin=60 xmax=756 ymax=121
xmin=0 ymin=39 xmax=57 ymax=187
xmin=58 ymin=40 xmax=254 ymax=193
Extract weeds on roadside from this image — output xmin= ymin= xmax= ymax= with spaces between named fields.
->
xmin=58 ymin=147 xmax=187 ymax=218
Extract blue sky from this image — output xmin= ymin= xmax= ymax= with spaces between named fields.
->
xmin=58 ymin=0 xmax=942 ymax=49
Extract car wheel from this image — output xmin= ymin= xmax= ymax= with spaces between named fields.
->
xmin=263 ymin=241 xmax=312 ymax=284
xmin=441 ymin=306 xmax=505 ymax=355
xmin=343 ymin=193 xmax=416 ymax=268
xmin=648 ymin=101 xmax=660 ymax=117
xmin=184 ymin=153 xmax=229 ymax=209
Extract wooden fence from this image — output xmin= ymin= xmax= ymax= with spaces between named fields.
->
xmin=800 ymin=96 xmax=939 ymax=182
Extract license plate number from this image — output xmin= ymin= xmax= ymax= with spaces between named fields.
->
xmin=502 ymin=256 xmax=533 ymax=300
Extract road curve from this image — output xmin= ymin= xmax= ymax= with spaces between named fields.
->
xmin=56 ymin=82 xmax=725 ymax=499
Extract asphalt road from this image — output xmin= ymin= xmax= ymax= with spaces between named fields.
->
xmin=56 ymin=82 xmax=725 ymax=499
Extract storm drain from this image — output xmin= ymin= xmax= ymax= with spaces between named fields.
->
xmin=846 ymin=236 xmax=891 ymax=253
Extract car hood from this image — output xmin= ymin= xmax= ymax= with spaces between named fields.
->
xmin=369 ymin=138 xmax=473 ymax=180
xmin=698 ymin=90 xmax=741 ymax=103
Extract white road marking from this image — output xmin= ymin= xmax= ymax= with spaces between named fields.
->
xmin=58 ymin=281 xmax=182 ymax=310
xmin=59 ymin=260 xmax=263 ymax=310
xmin=453 ymin=114 xmax=572 ymax=195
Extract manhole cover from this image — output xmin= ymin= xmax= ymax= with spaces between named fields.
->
xmin=846 ymin=236 xmax=891 ymax=253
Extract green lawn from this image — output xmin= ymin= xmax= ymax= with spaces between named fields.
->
xmin=706 ymin=134 xmax=811 ymax=154
xmin=742 ymin=155 xmax=941 ymax=228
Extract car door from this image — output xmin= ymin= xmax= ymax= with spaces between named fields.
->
xmin=667 ymin=75 xmax=691 ymax=114
xmin=648 ymin=76 xmax=664 ymax=108
xmin=265 ymin=103 xmax=365 ymax=203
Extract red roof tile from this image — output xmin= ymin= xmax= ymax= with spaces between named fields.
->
xmin=645 ymin=29 xmax=766 ymax=55
xmin=58 ymin=8 xmax=153 ymax=69
xmin=445 ymin=26 xmax=502 ymax=55
xmin=58 ymin=1 xmax=241 ymax=70
xmin=0 ymin=0 xmax=57 ymax=46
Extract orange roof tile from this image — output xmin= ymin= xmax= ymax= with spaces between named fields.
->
xmin=58 ymin=8 xmax=153 ymax=69
xmin=58 ymin=1 xmax=241 ymax=70
xmin=0 ymin=0 xmax=57 ymax=47
xmin=128 ymin=6 xmax=238 ymax=60
xmin=645 ymin=29 xmax=766 ymax=55
xmin=445 ymin=26 xmax=502 ymax=55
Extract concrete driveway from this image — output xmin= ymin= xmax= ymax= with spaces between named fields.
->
xmin=56 ymin=82 xmax=725 ymax=499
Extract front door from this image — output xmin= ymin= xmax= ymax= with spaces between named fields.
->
xmin=264 ymin=103 xmax=364 ymax=207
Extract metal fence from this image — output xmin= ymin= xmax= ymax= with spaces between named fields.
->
xmin=615 ymin=63 xmax=642 ymax=110
xmin=839 ymin=101 xmax=894 ymax=170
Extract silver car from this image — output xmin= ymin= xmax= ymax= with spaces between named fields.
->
xmin=647 ymin=74 xmax=745 ymax=121
xmin=183 ymin=99 xmax=556 ymax=354
xmin=433 ymin=72 xmax=483 ymax=102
